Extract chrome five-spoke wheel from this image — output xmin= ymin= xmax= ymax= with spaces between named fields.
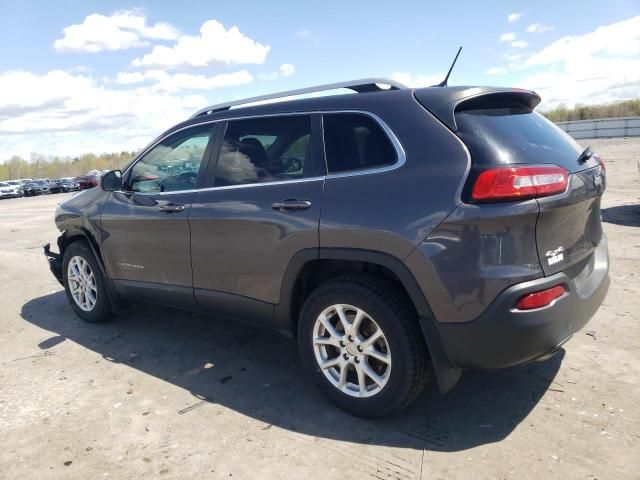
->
xmin=67 ymin=255 xmax=97 ymax=312
xmin=312 ymin=304 xmax=391 ymax=398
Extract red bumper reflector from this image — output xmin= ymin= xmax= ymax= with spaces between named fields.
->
xmin=515 ymin=285 xmax=566 ymax=310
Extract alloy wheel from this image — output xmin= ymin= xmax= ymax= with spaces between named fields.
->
xmin=67 ymin=256 xmax=98 ymax=312
xmin=312 ymin=304 xmax=391 ymax=398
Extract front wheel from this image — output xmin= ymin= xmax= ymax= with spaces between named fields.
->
xmin=298 ymin=275 xmax=430 ymax=418
xmin=62 ymin=241 xmax=113 ymax=322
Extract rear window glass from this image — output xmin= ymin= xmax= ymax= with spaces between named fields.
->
xmin=455 ymin=108 xmax=582 ymax=167
xmin=323 ymin=113 xmax=397 ymax=173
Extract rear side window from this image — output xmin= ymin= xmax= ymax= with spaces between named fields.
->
xmin=213 ymin=115 xmax=311 ymax=187
xmin=323 ymin=113 xmax=397 ymax=174
xmin=455 ymin=108 xmax=583 ymax=168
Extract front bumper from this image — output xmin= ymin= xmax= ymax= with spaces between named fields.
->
xmin=44 ymin=243 xmax=64 ymax=286
xmin=434 ymin=236 xmax=610 ymax=370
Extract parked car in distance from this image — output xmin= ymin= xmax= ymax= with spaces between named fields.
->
xmin=0 ymin=181 xmax=22 ymax=198
xmin=75 ymin=175 xmax=100 ymax=190
xmin=22 ymin=179 xmax=50 ymax=196
xmin=49 ymin=179 xmax=80 ymax=194
xmin=6 ymin=180 xmax=25 ymax=196
xmin=45 ymin=78 xmax=610 ymax=418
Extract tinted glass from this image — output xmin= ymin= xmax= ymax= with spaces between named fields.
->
xmin=455 ymin=108 xmax=583 ymax=169
xmin=129 ymin=124 xmax=214 ymax=193
xmin=323 ymin=113 xmax=397 ymax=173
xmin=213 ymin=116 xmax=311 ymax=187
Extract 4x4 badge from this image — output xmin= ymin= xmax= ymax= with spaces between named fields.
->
xmin=545 ymin=246 xmax=564 ymax=265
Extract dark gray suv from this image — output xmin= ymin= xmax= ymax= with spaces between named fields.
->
xmin=45 ymin=78 xmax=609 ymax=417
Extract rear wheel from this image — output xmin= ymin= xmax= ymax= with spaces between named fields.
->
xmin=62 ymin=241 xmax=113 ymax=323
xmin=298 ymin=275 xmax=430 ymax=417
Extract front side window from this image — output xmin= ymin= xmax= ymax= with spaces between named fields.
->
xmin=129 ymin=125 xmax=214 ymax=193
xmin=213 ymin=116 xmax=311 ymax=187
xmin=323 ymin=113 xmax=397 ymax=174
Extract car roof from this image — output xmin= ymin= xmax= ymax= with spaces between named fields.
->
xmin=168 ymin=84 xmax=536 ymax=135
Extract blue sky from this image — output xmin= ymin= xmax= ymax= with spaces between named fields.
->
xmin=0 ymin=0 xmax=639 ymax=159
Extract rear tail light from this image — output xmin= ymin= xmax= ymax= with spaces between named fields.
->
xmin=471 ymin=165 xmax=569 ymax=202
xmin=515 ymin=284 xmax=566 ymax=310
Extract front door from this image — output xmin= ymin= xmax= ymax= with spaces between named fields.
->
xmin=100 ymin=123 xmax=217 ymax=307
xmin=189 ymin=114 xmax=324 ymax=326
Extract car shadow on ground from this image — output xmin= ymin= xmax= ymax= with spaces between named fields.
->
xmin=602 ymin=204 xmax=640 ymax=227
xmin=21 ymin=291 xmax=564 ymax=452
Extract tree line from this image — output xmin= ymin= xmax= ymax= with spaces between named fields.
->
xmin=0 ymin=151 xmax=136 ymax=181
xmin=1 ymin=99 xmax=639 ymax=181
xmin=541 ymin=99 xmax=640 ymax=122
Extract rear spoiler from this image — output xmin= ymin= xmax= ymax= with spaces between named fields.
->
xmin=414 ymin=86 xmax=541 ymax=131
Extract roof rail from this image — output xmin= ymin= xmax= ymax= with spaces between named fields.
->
xmin=190 ymin=77 xmax=407 ymax=118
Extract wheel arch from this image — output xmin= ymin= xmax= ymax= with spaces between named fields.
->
xmin=59 ymin=228 xmax=101 ymax=260
xmin=275 ymin=248 xmax=434 ymax=335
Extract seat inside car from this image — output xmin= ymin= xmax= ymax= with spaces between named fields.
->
xmin=239 ymin=138 xmax=269 ymax=170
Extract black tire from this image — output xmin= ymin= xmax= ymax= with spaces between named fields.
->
xmin=298 ymin=275 xmax=430 ymax=418
xmin=62 ymin=241 xmax=113 ymax=323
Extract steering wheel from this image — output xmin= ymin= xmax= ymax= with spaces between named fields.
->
xmin=160 ymin=171 xmax=197 ymax=191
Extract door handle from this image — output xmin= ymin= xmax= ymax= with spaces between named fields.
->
xmin=158 ymin=203 xmax=185 ymax=213
xmin=271 ymin=199 xmax=312 ymax=212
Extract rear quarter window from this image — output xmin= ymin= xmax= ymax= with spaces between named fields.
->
xmin=323 ymin=113 xmax=397 ymax=174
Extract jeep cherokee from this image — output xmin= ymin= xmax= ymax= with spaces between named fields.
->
xmin=45 ymin=78 xmax=609 ymax=418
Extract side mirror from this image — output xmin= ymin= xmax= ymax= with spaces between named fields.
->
xmin=101 ymin=170 xmax=122 ymax=192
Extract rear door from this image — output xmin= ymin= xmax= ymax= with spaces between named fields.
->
xmin=454 ymin=105 xmax=605 ymax=275
xmin=100 ymin=123 xmax=217 ymax=307
xmin=188 ymin=114 xmax=324 ymax=326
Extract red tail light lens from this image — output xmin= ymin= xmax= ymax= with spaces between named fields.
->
xmin=515 ymin=285 xmax=566 ymax=310
xmin=471 ymin=165 xmax=569 ymax=202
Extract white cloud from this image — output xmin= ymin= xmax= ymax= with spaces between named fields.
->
xmin=520 ymin=15 xmax=640 ymax=108
xmin=511 ymin=40 xmax=529 ymax=49
xmin=485 ymin=67 xmax=507 ymax=75
xmin=132 ymin=20 xmax=270 ymax=69
xmin=279 ymin=63 xmax=295 ymax=77
xmin=256 ymin=64 xmax=295 ymax=81
xmin=505 ymin=53 xmax=524 ymax=62
xmin=390 ymin=72 xmax=445 ymax=87
xmin=54 ymin=11 xmax=179 ymax=53
xmin=0 ymin=69 xmax=208 ymax=158
xmin=116 ymin=72 xmax=145 ymax=84
xmin=525 ymin=23 xmax=554 ymax=34
xmin=525 ymin=15 xmax=640 ymax=67
xmin=145 ymin=70 xmax=253 ymax=93
xmin=114 ymin=69 xmax=253 ymax=92
xmin=499 ymin=32 xmax=516 ymax=43
xmin=508 ymin=12 xmax=524 ymax=23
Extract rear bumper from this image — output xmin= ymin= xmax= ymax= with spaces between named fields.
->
xmin=434 ymin=236 xmax=609 ymax=370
